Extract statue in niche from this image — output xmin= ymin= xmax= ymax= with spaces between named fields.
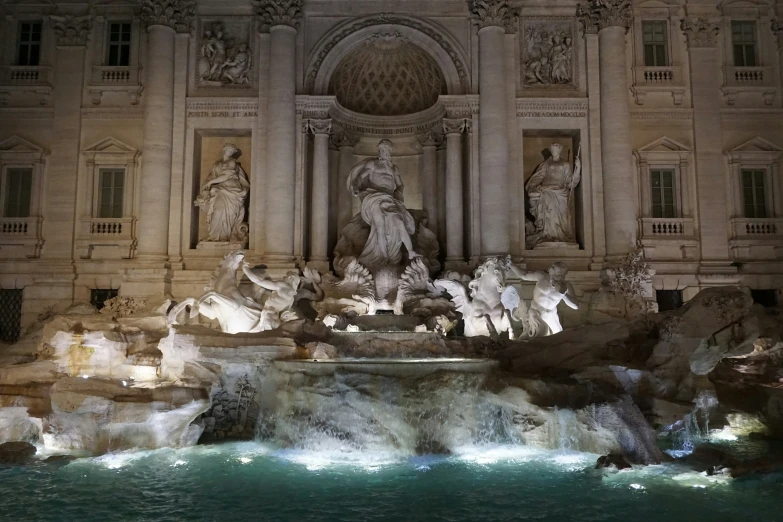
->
xmin=199 ymin=24 xmax=252 ymax=85
xmin=195 ymin=143 xmax=249 ymax=244
xmin=525 ymin=143 xmax=581 ymax=249
xmin=507 ymin=261 xmax=579 ymax=337
xmin=343 ymin=139 xmax=419 ymax=273
xmin=523 ymin=25 xmax=573 ymax=86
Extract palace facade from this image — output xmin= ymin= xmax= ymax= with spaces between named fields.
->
xmin=0 ymin=0 xmax=782 ymax=338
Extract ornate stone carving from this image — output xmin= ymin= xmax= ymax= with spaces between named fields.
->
xmin=681 ymin=18 xmax=721 ymax=49
xmin=329 ymin=129 xmax=358 ymax=149
xmin=772 ymin=19 xmax=783 ymax=47
xmin=417 ymin=129 xmax=443 ymax=148
xmin=307 ymin=118 xmax=332 ymax=135
xmin=194 ymin=143 xmax=250 ymax=244
xmin=525 ymin=142 xmax=581 ymax=249
xmin=198 ymin=22 xmax=253 ymax=86
xmin=468 ymin=0 xmax=513 ymax=30
xmin=507 ymin=261 xmax=579 ymax=337
xmin=442 ymin=118 xmax=468 ymax=135
xmin=255 ymin=0 xmax=303 ymax=30
xmin=435 ymin=257 xmax=517 ymax=338
xmin=522 ymin=21 xmax=575 ymax=87
xmin=50 ymin=15 xmax=91 ymax=46
xmin=140 ymin=0 xmax=195 ymax=33
xmin=576 ymin=0 xmax=632 ymax=33
xmin=329 ymin=34 xmax=446 ymax=116
xmin=305 ymin=14 xmax=469 ymax=94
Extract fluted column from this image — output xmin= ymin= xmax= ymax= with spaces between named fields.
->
xmin=137 ymin=0 xmax=193 ymax=262
xmin=578 ymin=0 xmax=636 ymax=260
xmin=469 ymin=0 xmax=512 ymax=256
xmin=773 ymin=20 xmax=783 ymax=107
xmin=682 ymin=18 xmax=732 ymax=268
xmin=418 ymin=130 xmax=443 ymax=235
xmin=307 ymin=119 xmax=331 ymax=271
xmin=331 ymin=130 xmax=358 ymax=233
xmin=443 ymin=119 xmax=467 ymax=266
xmin=257 ymin=1 xmax=302 ymax=265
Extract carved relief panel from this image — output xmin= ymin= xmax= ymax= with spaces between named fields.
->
xmin=520 ymin=18 xmax=578 ymax=90
xmin=195 ymin=17 xmax=256 ymax=90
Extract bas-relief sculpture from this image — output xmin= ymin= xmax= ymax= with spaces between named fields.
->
xmin=198 ymin=24 xmax=252 ymax=85
xmin=522 ymin=22 xmax=574 ymax=86
xmin=525 ymin=142 xmax=581 ymax=249
xmin=194 ymin=143 xmax=250 ymax=245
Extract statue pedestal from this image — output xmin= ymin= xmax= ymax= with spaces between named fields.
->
xmin=533 ymin=242 xmax=579 ymax=250
xmin=196 ymin=241 xmax=246 ymax=254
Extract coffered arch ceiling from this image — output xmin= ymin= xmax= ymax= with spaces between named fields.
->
xmin=328 ymin=35 xmax=447 ymax=116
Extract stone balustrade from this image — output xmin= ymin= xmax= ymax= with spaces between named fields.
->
xmin=90 ymin=66 xmax=142 ymax=85
xmin=0 ymin=66 xmax=51 ymax=85
xmin=82 ymin=217 xmax=134 ymax=238
xmin=726 ymin=66 xmax=772 ymax=86
xmin=640 ymin=217 xmax=695 ymax=238
xmin=0 ymin=217 xmax=39 ymax=236
xmin=731 ymin=218 xmax=782 ymax=238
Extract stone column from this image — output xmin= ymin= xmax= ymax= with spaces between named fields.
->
xmin=682 ymin=18 xmax=733 ymax=269
xmin=469 ymin=0 xmax=512 ymax=256
xmin=579 ymin=0 xmax=637 ymax=260
xmin=257 ymin=1 xmax=302 ymax=266
xmin=418 ymin=130 xmax=443 ymax=236
xmin=331 ymin=129 xmax=358 ymax=233
xmin=773 ymin=20 xmax=783 ymax=106
xmin=307 ymin=119 xmax=332 ymax=272
xmin=443 ymin=119 xmax=467 ymax=266
xmin=136 ymin=0 xmax=193 ymax=263
xmin=43 ymin=15 xmax=90 ymax=262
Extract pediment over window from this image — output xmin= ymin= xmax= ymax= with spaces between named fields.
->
xmin=0 ymin=136 xmax=48 ymax=162
xmin=728 ymin=136 xmax=783 ymax=154
xmin=82 ymin=137 xmax=140 ymax=163
xmin=634 ymin=136 xmax=692 ymax=162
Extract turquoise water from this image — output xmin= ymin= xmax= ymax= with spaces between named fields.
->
xmin=2 ymin=443 xmax=782 ymax=521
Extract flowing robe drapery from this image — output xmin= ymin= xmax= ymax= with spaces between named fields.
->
xmin=526 ymin=158 xmax=578 ymax=244
xmin=201 ymin=164 xmax=249 ymax=242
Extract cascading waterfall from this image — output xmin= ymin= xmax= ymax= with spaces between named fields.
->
xmin=667 ymin=391 xmax=720 ymax=455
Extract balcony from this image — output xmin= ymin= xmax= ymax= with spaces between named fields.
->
xmin=76 ymin=217 xmax=136 ymax=259
xmin=88 ymin=66 xmax=142 ymax=105
xmin=631 ymin=65 xmax=685 ymax=105
xmin=0 ymin=217 xmax=43 ymax=258
xmin=731 ymin=217 xmax=782 ymax=238
xmin=722 ymin=66 xmax=775 ymax=105
xmin=638 ymin=217 xmax=698 ymax=260
xmin=729 ymin=218 xmax=783 ymax=260
xmin=0 ymin=66 xmax=52 ymax=105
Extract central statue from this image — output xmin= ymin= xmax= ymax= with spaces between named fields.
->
xmin=345 ymin=139 xmax=420 ymax=272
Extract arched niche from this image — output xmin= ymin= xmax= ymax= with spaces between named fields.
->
xmin=306 ymin=15 xmax=470 ymax=97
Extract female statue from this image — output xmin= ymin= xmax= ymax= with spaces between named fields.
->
xmin=195 ymin=143 xmax=250 ymax=243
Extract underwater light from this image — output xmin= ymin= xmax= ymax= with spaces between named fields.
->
xmin=81 ymin=375 xmax=89 ymax=379
xmin=629 ymin=484 xmax=645 ymax=490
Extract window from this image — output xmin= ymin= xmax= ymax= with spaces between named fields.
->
xmin=742 ymin=169 xmax=766 ymax=218
xmin=17 ymin=22 xmax=42 ymax=66
xmin=650 ymin=169 xmax=676 ymax=218
xmin=4 ymin=167 xmax=33 ymax=218
xmin=0 ymin=289 xmax=23 ymax=343
xmin=98 ymin=168 xmax=124 ymax=218
xmin=656 ymin=290 xmax=683 ymax=312
xmin=642 ymin=21 xmax=668 ymax=67
xmin=106 ymin=22 xmax=131 ymax=67
xmin=732 ymin=21 xmax=757 ymax=67
xmin=90 ymin=288 xmax=118 ymax=310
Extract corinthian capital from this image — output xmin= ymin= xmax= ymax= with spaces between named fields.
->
xmin=443 ymin=118 xmax=468 ymax=135
xmin=255 ymin=0 xmax=303 ymax=31
xmin=140 ymin=0 xmax=195 ymax=33
xmin=307 ymin=118 xmax=332 ymax=135
xmin=417 ymin=130 xmax=443 ymax=148
xmin=50 ymin=15 xmax=91 ymax=46
xmin=329 ymin=129 xmax=357 ymax=149
xmin=681 ymin=18 xmax=721 ymax=49
xmin=468 ymin=0 xmax=513 ymax=31
xmin=576 ymin=0 xmax=632 ymax=34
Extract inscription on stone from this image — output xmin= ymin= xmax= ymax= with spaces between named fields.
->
xmin=187 ymin=110 xmax=257 ymax=118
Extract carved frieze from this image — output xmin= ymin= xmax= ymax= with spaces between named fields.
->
xmin=50 ymin=15 xmax=91 ymax=46
xmin=140 ymin=0 xmax=195 ymax=33
xmin=197 ymin=18 xmax=254 ymax=88
xmin=255 ymin=0 xmax=303 ymax=31
xmin=521 ymin=18 xmax=577 ymax=89
xmin=516 ymin=99 xmax=588 ymax=118
xmin=681 ymin=18 xmax=721 ymax=49
xmin=576 ymin=0 xmax=632 ymax=34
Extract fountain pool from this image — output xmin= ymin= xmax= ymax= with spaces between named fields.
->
xmin=1 ymin=442 xmax=782 ymax=521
